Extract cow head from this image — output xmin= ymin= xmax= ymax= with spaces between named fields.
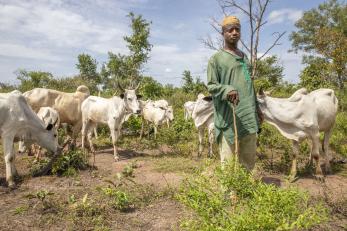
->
xmin=165 ymin=106 xmax=174 ymax=121
xmin=192 ymin=94 xmax=213 ymax=119
xmin=118 ymin=82 xmax=141 ymax=114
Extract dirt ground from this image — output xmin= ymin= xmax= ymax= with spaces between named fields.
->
xmin=0 ymin=146 xmax=346 ymax=230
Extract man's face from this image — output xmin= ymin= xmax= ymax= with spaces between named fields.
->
xmin=222 ymin=25 xmax=241 ymax=44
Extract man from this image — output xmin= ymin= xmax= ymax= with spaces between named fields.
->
xmin=207 ymin=16 xmax=263 ymax=171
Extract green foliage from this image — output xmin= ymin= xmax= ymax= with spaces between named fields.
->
xmin=51 ymin=149 xmax=89 ymax=176
xmin=299 ymin=56 xmax=334 ymax=91
xmin=0 ymin=82 xmax=16 ymax=92
xmin=290 ymin=0 xmax=347 ymax=89
xmin=331 ymin=112 xmax=347 ymax=157
xmin=177 ymin=159 xmax=328 ymax=231
xmin=138 ymin=76 xmax=163 ymax=99
xmin=76 ymin=53 xmax=100 ymax=83
xmin=254 ymin=55 xmax=284 ymax=87
xmin=182 ymin=70 xmax=208 ymax=95
xmin=257 ymin=123 xmax=292 ymax=173
xmin=100 ymin=187 xmax=133 ymax=211
xmin=16 ymin=69 xmax=53 ymax=92
xmin=107 ymin=12 xmax=152 ymax=89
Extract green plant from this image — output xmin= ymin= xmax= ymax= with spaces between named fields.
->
xmin=100 ymin=187 xmax=133 ymax=211
xmin=177 ymin=158 xmax=328 ymax=231
xmin=52 ymin=149 xmax=89 ymax=176
xmin=26 ymin=190 xmax=55 ymax=211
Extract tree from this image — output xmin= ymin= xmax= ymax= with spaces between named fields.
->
xmin=16 ymin=69 xmax=53 ymax=92
xmin=182 ymin=70 xmax=194 ymax=93
xmin=203 ymin=0 xmax=286 ymax=79
xmin=107 ymin=12 xmax=152 ymax=89
xmin=139 ymin=76 xmax=163 ymax=99
xmin=290 ymin=0 xmax=347 ymax=89
xmin=253 ymin=55 xmax=284 ymax=89
xmin=76 ymin=53 xmax=99 ymax=83
xmin=299 ymin=56 xmax=333 ymax=91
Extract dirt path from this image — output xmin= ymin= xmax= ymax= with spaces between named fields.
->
xmin=0 ymin=147 xmax=346 ymax=230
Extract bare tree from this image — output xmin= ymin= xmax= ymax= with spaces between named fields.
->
xmin=203 ymin=0 xmax=286 ymax=79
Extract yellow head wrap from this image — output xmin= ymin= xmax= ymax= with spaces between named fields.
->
xmin=221 ymin=16 xmax=241 ymax=27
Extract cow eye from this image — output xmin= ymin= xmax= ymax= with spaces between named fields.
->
xmin=54 ymin=134 xmax=57 ymax=138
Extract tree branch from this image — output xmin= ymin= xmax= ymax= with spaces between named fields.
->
xmin=259 ymin=31 xmax=286 ymax=60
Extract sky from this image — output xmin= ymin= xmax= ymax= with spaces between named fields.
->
xmin=0 ymin=0 xmax=328 ymax=86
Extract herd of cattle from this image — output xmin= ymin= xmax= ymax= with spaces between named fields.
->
xmin=0 ymin=84 xmax=338 ymax=186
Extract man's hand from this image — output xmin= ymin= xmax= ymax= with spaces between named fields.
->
xmin=227 ymin=90 xmax=239 ymax=105
xmin=256 ymin=107 xmax=264 ymax=124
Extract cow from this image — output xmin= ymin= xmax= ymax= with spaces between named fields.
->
xmin=257 ymin=88 xmax=338 ymax=180
xmin=0 ymin=91 xmax=60 ymax=187
xmin=184 ymin=101 xmax=196 ymax=121
xmin=140 ymin=100 xmax=174 ymax=139
xmin=81 ymin=86 xmax=142 ymax=161
xmin=23 ymin=85 xmax=90 ymax=143
xmin=191 ymin=94 xmax=215 ymax=158
xmin=18 ymin=107 xmax=60 ymax=160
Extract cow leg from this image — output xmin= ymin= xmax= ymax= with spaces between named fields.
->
xmin=87 ymin=126 xmax=96 ymax=153
xmin=140 ymin=117 xmax=144 ymax=139
xmin=81 ymin=120 xmax=90 ymax=151
xmin=311 ymin=133 xmax=324 ymax=180
xmin=110 ymin=127 xmax=119 ymax=161
xmin=71 ymin=121 xmax=83 ymax=147
xmin=322 ymin=128 xmax=333 ymax=174
xmin=289 ymin=140 xmax=299 ymax=182
xmin=3 ymin=135 xmax=16 ymax=187
xmin=154 ymin=124 xmax=158 ymax=139
xmin=93 ymin=126 xmax=98 ymax=139
xmin=198 ymin=128 xmax=204 ymax=157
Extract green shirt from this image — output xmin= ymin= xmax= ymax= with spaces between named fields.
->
xmin=207 ymin=49 xmax=259 ymax=144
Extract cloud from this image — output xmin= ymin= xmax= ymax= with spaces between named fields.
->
xmin=0 ymin=43 xmax=61 ymax=61
xmin=267 ymin=9 xmax=302 ymax=25
xmin=0 ymin=1 xmax=128 ymax=55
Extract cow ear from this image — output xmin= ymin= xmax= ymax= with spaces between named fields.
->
xmin=159 ymin=106 xmax=165 ymax=110
xmin=120 ymin=93 xmax=125 ymax=99
xmin=203 ymin=96 xmax=213 ymax=101
xmin=136 ymin=94 xmax=142 ymax=99
xmin=46 ymin=124 xmax=53 ymax=131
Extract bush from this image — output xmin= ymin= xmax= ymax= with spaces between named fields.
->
xmin=177 ymin=159 xmax=328 ymax=231
xmin=51 ymin=149 xmax=89 ymax=176
xmin=100 ymin=187 xmax=133 ymax=211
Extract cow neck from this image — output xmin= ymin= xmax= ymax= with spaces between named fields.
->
xmin=263 ymin=96 xmax=306 ymax=124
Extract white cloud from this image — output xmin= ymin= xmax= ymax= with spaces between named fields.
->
xmin=267 ymin=9 xmax=302 ymax=25
xmin=0 ymin=43 xmax=61 ymax=61
xmin=165 ymin=68 xmax=172 ymax=73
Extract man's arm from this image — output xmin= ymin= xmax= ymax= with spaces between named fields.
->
xmin=207 ymin=57 xmax=238 ymax=104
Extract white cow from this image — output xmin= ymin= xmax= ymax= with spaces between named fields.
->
xmin=140 ymin=100 xmax=174 ymax=139
xmin=23 ymin=85 xmax=90 ymax=142
xmin=192 ymin=94 xmax=215 ymax=157
xmin=257 ymin=88 xmax=338 ymax=180
xmin=18 ymin=107 xmax=60 ymax=158
xmin=0 ymin=91 xmax=59 ymax=187
xmin=81 ymin=88 xmax=141 ymax=161
xmin=183 ymin=101 xmax=196 ymax=121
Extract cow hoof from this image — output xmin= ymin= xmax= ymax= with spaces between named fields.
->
xmin=114 ymin=156 xmax=119 ymax=162
xmin=8 ymin=182 xmax=16 ymax=189
xmin=287 ymin=175 xmax=298 ymax=183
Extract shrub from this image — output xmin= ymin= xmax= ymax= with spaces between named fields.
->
xmin=330 ymin=112 xmax=347 ymax=157
xmin=100 ymin=187 xmax=133 ymax=211
xmin=51 ymin=149 xmax=89 ymax=176
xmin=177 ymin=159 xmax=328 ymax=231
